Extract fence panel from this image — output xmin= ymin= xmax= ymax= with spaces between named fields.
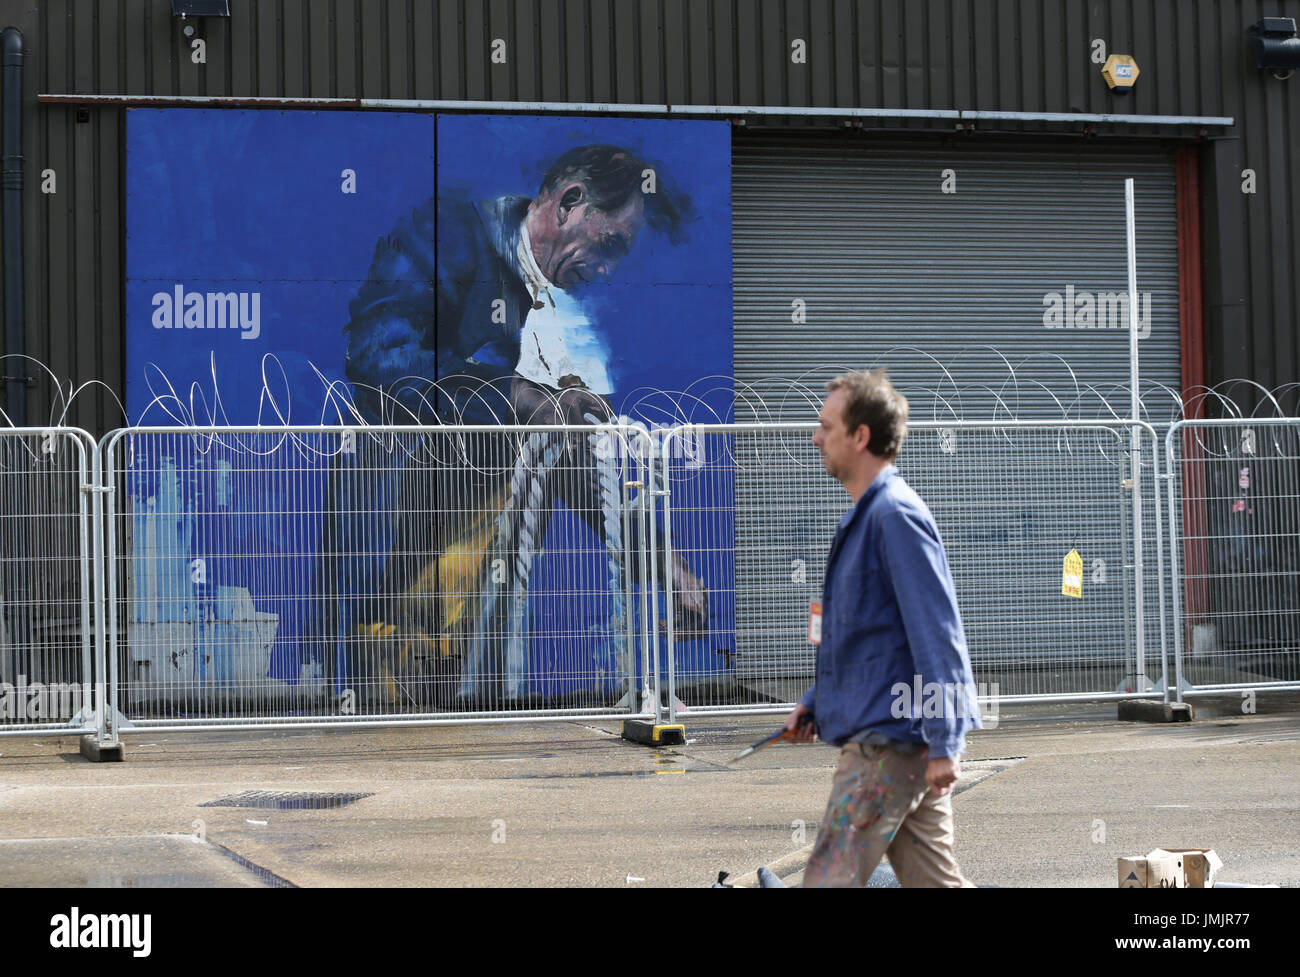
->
xmin=101 ymin=424 xmax=657 ymax=733
xmin=658 ymin=421 xmax=1168 ymax=717
xmin=0 ymin=428 xmax=99 ymax=737
xmin=1166 ymin=418 xmax=1300 ymax=698
xmin=9 ymin=413 xmax=1300 ymax=742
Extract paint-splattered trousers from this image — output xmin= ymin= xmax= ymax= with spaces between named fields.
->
xmin=803 ymin=742 xmax=975 ymax=888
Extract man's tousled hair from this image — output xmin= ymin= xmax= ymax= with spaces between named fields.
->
xmin=537 ymin=144 xmax=691 ymax=243
xmin=827 ymin=369 xmax=909 ymax=461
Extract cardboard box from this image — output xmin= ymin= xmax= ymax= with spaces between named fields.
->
xmin=1117 ymin=857 xmax=1147 ymax=888
xmin=1147 ymin=848 xmax=1223 ymax=888
xmin=1118 ymin=848 xmax=1224 ymax=888
xmin=1118 ymin=851 xmax=1186 ymax=888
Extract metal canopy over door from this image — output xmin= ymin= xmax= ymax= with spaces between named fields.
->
xmin=723 ymin=135 xmax=1180 ymax=689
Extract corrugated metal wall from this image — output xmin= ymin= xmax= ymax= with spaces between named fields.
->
xmin=1 ymin=0 xmax=1298 ymax=432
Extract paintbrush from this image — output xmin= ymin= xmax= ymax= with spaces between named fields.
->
xmin=727 ymin=717 xmax=812 ymax=764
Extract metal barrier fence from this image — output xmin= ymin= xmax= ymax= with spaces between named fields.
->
xmin=1165 ymin=418 xmax=1300 ymax=700
xmin=99 ymin=425 xmax=660 ymax=735
xmin=18 ymin=414 xmax=1300 ymax=745
xmin=658 ymin=420 xmax=1169 ymax=719
xmin=0 ymin=428 xmax=101 ymax=737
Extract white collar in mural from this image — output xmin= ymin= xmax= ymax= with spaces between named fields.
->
xmin=514 ymin=222 xmax=613 ymax=395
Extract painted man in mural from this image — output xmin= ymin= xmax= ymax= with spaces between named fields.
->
xmin=333 ymin=144 xmax=708 ymax=704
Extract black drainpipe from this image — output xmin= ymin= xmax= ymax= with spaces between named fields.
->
xmin=2 ymin=25 xmax=26 ymax=428
xmin=1 ymin=25 xmax=26 ymax=683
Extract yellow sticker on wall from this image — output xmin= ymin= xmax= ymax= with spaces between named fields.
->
xmin=1062 ymin=548 xmax=1083 ymax=599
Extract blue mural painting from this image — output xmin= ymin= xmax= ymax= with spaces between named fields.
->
xmin=125 ymin=109 xmax=733 ymax=711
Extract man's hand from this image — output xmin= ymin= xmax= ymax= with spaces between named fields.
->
xmin=783 ymin=703 xmax=817 ymax=744
xmin=669 ymin=553 xmax=709 ymax=639
xmin=925 ymin=755 xmax=961 ymax=795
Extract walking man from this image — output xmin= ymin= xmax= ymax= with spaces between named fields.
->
xmin=785 ymin=369 xmax=981 ymax=888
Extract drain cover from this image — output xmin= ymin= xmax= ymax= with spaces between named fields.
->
xmin=200 ymin=790 xmax=373 ymax=811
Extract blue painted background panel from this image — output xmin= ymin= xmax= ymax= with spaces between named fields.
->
xmin=124 ymin=109 xmax=733 ymax=704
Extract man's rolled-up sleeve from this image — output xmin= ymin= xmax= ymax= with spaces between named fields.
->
xmin=878 ymin=507 xmax=981 ymax=758
xmin=799 ymin=684 xmax=816 ymax=712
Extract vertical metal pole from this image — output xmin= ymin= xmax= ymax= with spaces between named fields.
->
xmin=98 ymin=432 xmax=118 ymax=744
xmin=1125 ymin=179 xmax=1150 ymax=691
xmin=75 ymin=434 xmax=94 ymax=731
xmin=1165 ymin=424 xmax=1188 ymax=704
xmin=635 ymin=437 xmax=653 ymax=716
xmin=1118 ymin=447 xmax=1135 ymax=680
xmin=646 ymin=429 xmax=665 ymax=725
xmin=1148 ymin=425 xmax=1170 ymax=704
xmin=2 ymin=28 xmax=27 ymax=431
xmin=618 ymin=428 xmax=635 ymax=708
xmin=660 ymin=430 xmax=677 ymax=724
xmin=3 ymin=433 xmax=32 ymax=693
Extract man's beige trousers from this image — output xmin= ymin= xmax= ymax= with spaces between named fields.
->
xmin=803 ymin=742 xmax=975 ymax=888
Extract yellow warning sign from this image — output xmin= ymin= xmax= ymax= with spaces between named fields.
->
xmin=1062 ymin=548 xmax=1083 ymax=599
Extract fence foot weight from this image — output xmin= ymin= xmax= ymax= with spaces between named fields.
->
xmin=79 ymin=735 xmax=125 ymax=762
xmin=1117 ymin=700 xmax=1193 ymax=723
xmin=621 ymin=720 xmax=686 ymax=746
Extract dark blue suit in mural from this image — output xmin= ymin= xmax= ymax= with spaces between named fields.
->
xmin=323 ymin=138 xmax=718 ymax=705
xmin=343 ymin=194 xmax=532 ymax=425
xmin=318 ymin=193 xmax=537 ymax=704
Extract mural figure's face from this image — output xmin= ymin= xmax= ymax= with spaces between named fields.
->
xmin=813 ymin=388 xmax=868 ymax=484
xmin=531 ymin=184 xmax=646 ymax=288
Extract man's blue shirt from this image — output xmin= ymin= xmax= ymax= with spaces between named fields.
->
xmin=799 ymin=466 xmax=981 ymax=758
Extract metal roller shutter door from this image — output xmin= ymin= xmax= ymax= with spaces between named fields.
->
xmin=732 ymin=136 xmax=1180 ymax=412
xmin=727 ymin=137 xmax=1179 ymax=677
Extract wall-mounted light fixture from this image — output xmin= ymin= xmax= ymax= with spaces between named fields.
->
xmin=171 ymin=1 xmax=229 ymax=40
xmin=1250 ymin=17 xmax=1299 ymax=78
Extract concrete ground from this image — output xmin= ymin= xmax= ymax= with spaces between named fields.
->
xmin=0 ymin=693 xmax=1296 ymax=887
